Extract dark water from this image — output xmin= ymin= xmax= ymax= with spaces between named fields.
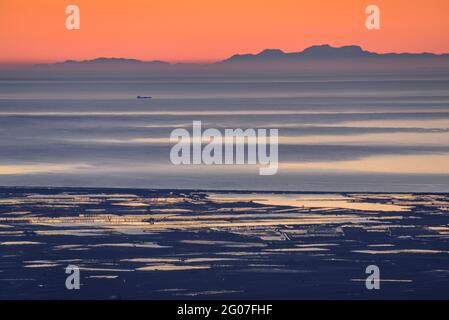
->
xmin=0 ymin=187 xmax=448 ymax=299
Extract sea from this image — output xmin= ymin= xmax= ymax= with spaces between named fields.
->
xmin=0 ymin=72 xmax=448 ymax=192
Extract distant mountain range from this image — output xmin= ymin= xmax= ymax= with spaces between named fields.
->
xmin=42 ymin=44 xmax=449 ymax=67
xmin=29 ymin=44 xmax=449 ymax=75
xmin=221 ymin=44 xmax=449 ymax=63
xmin=60 ymin=57 xmax=170 ymax=66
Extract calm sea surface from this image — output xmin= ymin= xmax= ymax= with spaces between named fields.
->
xmin=1 ymin=74 xmax=448 ymax=191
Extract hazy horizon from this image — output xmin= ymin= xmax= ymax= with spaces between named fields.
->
xmin=2 ymin=43 xmax=449 ymax=66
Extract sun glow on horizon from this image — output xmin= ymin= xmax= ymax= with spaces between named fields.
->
xmin=0 ymin=0 xmax=448 ymax=64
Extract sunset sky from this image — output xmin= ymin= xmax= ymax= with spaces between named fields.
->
xmin=1 ymin=0 xmax=448 ymax=64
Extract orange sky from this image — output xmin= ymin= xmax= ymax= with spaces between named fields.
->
xmin=1 ymin=0 xmax=448 ymax=64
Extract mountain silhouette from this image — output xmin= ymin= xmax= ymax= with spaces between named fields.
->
xmin=56 ymin=57 xmax=169 ymax=66
xmin=221 ymin=44 xmax=449 ymax=64
xmin=40 ymin=44 xmax=449 ymax=68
